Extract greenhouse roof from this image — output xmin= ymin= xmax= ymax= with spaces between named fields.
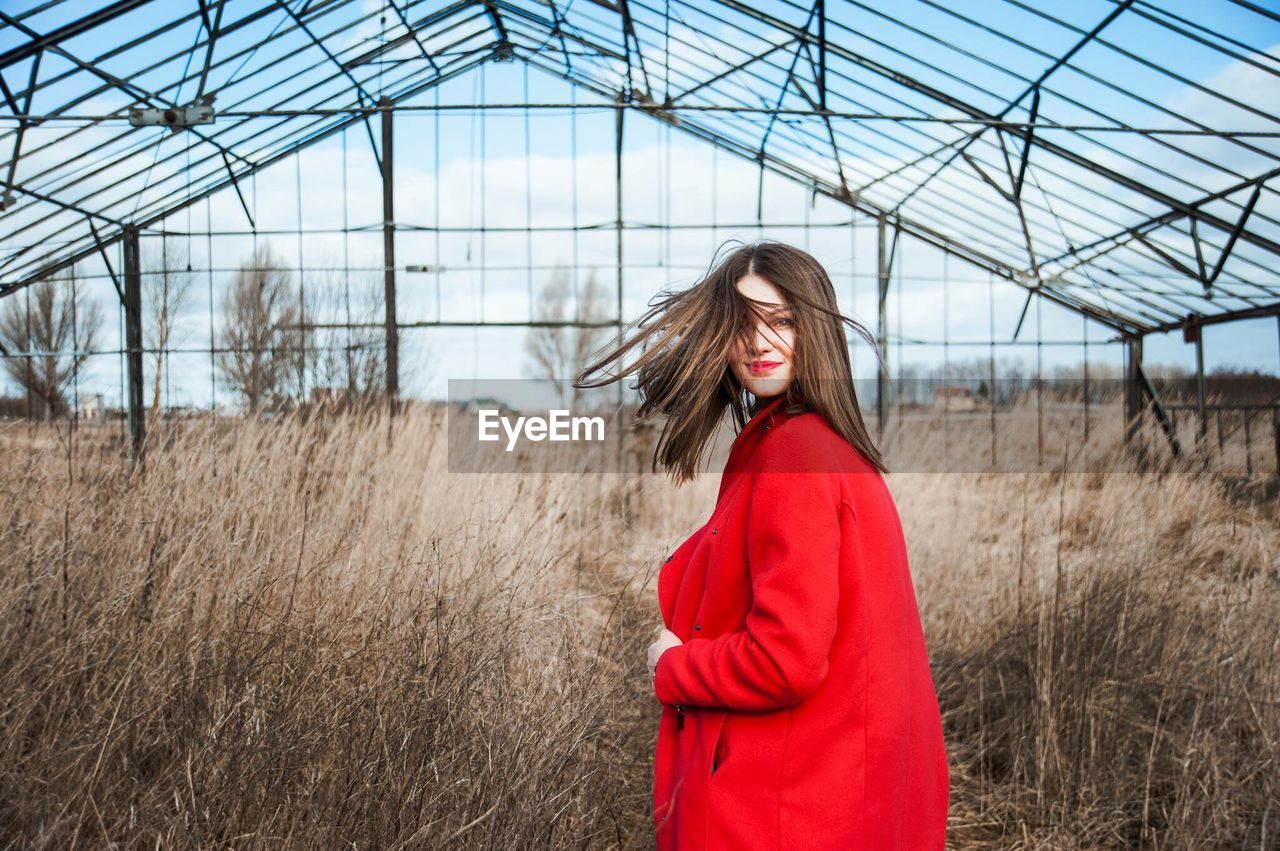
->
xmin=1 ymin=0 xmax=1278 ymax=335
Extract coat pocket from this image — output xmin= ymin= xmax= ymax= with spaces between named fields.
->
xmin=711 ymin=711 xmax=729 ymax=775
xmin=705 ymin=710 xmax=789 ymax=847
xmin=654 ymin=706 xmax=724 ymax=845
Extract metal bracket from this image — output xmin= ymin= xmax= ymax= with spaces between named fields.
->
xmin=128 ymin=99 xmax=215 ymax=131
xmin=1190 ymin=181 xmax=1264 ymax=295
xmin=1135 ymin=359 xmax=1183 ymax=457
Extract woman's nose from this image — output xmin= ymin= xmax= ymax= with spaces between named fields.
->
xmin=750 ymin=324 xmax=775 ymax=355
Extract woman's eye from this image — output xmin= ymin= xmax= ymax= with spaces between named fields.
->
xmin=774 ymin=317 xmax=794 ymax=328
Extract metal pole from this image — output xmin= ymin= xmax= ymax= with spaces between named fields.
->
xmin=1082 ymin=314 xmax=1090 ymax=447
xmin=1035 ymin=292 xmax=1043 ymax=468
xmin=122 ymin=224 xmax=145 ymax=464
xmin=989 ymin=271 xmax=997 ymax=468
xmin=1124 ymin=333 xmax=1144 ymax=464
xmin=1272 ymin=408 xmax=1279 ymax=477
xmin=1193 ymin=321 xmax=1208 ymax=469
xmin=876 ymin=214 xmax=889 ymax=443
xmin=615 ymin=99 xmax=627 ymax=481
xmin=380 ymin=97 xmax=400 ymax=416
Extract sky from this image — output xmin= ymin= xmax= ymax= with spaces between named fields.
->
xmin=0 ymin=0 xmax=1277 ymax=412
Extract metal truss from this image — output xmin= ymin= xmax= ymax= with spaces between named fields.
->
xmin=0 ymin=0 xmax=1277 ymax=337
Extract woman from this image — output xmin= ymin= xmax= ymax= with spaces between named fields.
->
xmin=576 ymin=240 xmax=949 ymax=849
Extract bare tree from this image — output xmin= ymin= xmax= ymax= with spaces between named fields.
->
xmin=523 ymin=263 xmax=612 ymax=408
xmin=277 ymin=266 xmax=319 ymax=408
xmin=142 ymin=237 xmax=197 ymax=415
xmin=305 ymin=260 xmax=388 ymax=407
xmin=215 ymin=245 xmax=312 ymax=413
xmin=0 ymin=266 xmax=103 ymax=419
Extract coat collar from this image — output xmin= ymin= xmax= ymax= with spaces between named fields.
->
xmin=718 ymin=395 xmax=805 ymax=500
xmin=732 ymin=394 xmax=788 ymax=451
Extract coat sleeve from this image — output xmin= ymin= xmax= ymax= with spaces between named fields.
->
xmin=652 ymin=436 xmax=844 ymax=711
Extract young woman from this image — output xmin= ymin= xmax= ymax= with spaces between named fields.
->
xmin=575 ymin=240 xmax=949 ymax=849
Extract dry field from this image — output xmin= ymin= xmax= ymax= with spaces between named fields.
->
xmin=1 ymin=404 xmax=1277 ymax=849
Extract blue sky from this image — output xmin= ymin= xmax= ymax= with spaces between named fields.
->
xmin=1 ymin=0 xmax=1277 ymax=410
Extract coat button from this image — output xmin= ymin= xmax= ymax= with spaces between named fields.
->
xmin=694 ymin=623 xmax=701 ymax=631
xmin=711 ymin=528 xmax=717 ymax=535
xmin=665 ymin=555 xmax=673 ymax=562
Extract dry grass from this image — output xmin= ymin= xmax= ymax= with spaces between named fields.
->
xmin=1 ymin=406 xmax=1277 ymax=849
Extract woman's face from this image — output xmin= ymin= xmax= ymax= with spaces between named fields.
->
xmin=729 ymin=272 xmax=796 ymax=400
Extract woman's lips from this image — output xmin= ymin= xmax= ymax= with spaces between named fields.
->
xmin=750 ymin=361 xmax=782 ymax=373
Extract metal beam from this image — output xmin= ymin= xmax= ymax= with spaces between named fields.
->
xmin=665 ymin=40 xmax=797 ymax=106
xmin=0 ymin=0 xmax=152 ymax=70
xmin=1141 ymin=302 xmax=1280 ymax=336
xmin=753 ymin=4 xmax=821 ymax=193
xmin=617 ymin=0 xmax=654 ymax=100
xmin=283 ymin=319 xmax=626 ymax=330
xmin=0 ymin=10 xmax=491 ymax=252
xmin=903 ymin=0 xmax=1134 ymax=208
xmin=1136 ymin=357 xmax=1182 ymax=458
xmin=816 ymin=0 xmax=826 ymax=110
xmin=384 ymin=0 xmax=443 ymax=76
xmin=712 ymin=0 xmax=1280 ymax=260
xmin=87 ymin=218 xmax=123 ymax=303
xmin=512 ymin=42 xmax=1141 ymax=333
xmin=488 ymin=0 xmax=626 ymax=63
xmin=483 ymin=0 xmax=512 ymax=52
xmin=876 ymin=214 xmax=890 ymax=441
xmin=995 ymin=129 xmax=1039 ymax=277
xmin=122 ymin=224 xmax=145 ymax=464
xmin=194 ymin=0 xmax=225 ymax=103
xmin=793 ymin=40 xmax=851 ymax=199
xmin=0 ymin=53 xmax=492 ymax=301
xmin=275 ymin=0 xmax=376 ymax=107
xmin=514 ymin=56 xmax=1037 ymax=305
xmin=1188 ymin=319 xmax=1208 ymax=466
xmin=0 ymin=49 xmax=40 ymax=211
xmin=1124 ymin=334 xmax=1143 ymax=449
xmin=341 ymin=0 xmax=462 ymax=72
xmin=380 ymin=97 xmax=399 ymax=416
xmin=1199 ymin=181 xmax=1265 ymax=291
xmin=1043 ymin=168 xmax=1280 ymax=275
xmin=615 ymin=97 xmax=626 ymax=477
xmin=0 ymin=11 xmax=173 ymax=110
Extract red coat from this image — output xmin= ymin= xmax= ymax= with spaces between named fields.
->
xmin=652 ymin=395 xmax=949 ymax=849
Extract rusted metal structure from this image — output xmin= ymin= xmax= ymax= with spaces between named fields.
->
xmin=0 ymin=1 xmax=1277 ymax=469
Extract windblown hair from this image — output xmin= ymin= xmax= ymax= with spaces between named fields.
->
xmin=574 ymin=239 xmax=886 ymax=484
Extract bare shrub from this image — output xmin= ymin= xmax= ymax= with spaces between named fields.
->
xmin=1 ymin=407 xmax=1276 ymax=848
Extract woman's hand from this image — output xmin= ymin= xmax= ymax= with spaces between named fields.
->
xmin=648 ymin=627 xmax=684 ymax=680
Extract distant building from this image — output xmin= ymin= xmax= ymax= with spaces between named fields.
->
xmin=78 ymin=392 xmax=105 ymax=420
xmin=933 ymin=385 xmax=979 ymax=411
xmin=458 ymin=396 xmax=517 ymax=417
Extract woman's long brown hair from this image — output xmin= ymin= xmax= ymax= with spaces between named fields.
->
xmin=573 ymin=239 xmax=887 ymax=484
